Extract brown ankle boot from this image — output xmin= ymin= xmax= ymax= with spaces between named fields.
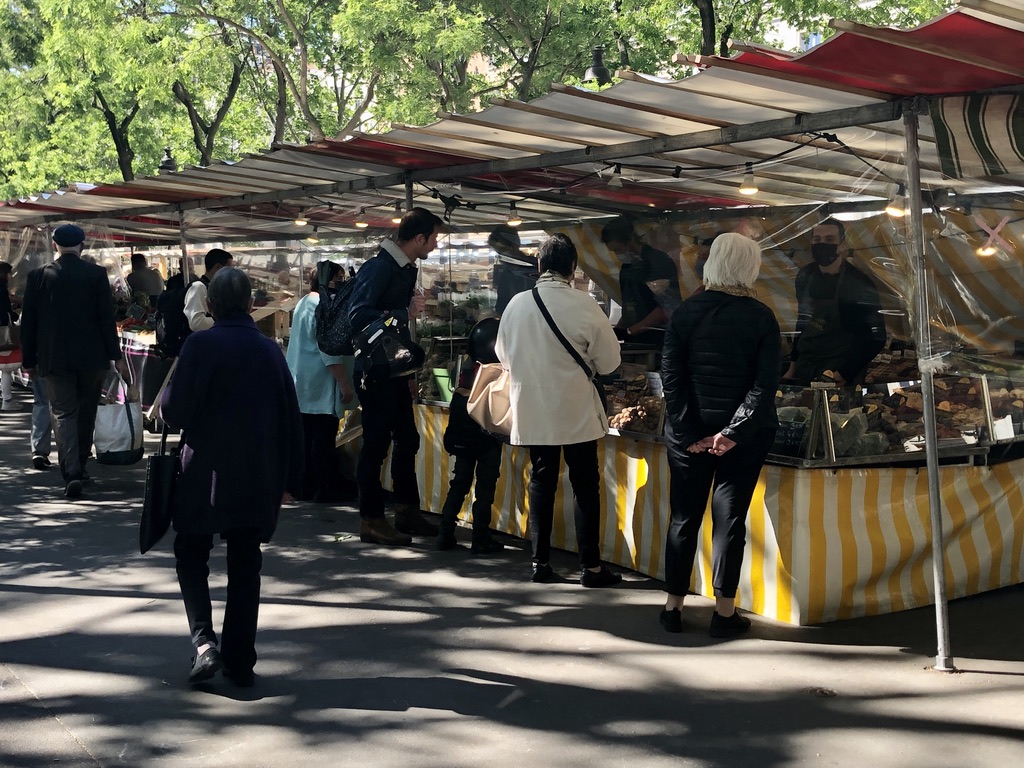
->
xmin=393 ymin=504 xmax=440 ymax=537
xmin=359 ymin=516 xmax=412 ymax=546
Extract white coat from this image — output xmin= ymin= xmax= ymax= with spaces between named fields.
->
xmin=495 ymin=275 xmax=621 ymax=446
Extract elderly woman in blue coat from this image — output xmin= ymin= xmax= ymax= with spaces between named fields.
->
xmin=161 ymin=267 xmax=304 ymax=686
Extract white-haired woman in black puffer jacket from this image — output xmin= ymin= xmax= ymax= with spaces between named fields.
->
xmin=659 ymin=233 xmax=780 ymax=639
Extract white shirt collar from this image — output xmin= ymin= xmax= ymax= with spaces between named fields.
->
xmin=381 ymin=238 xmax=413 ymax=268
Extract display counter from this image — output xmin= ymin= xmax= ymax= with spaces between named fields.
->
xmin=401 ymin=402 xmax=1024 ymax=625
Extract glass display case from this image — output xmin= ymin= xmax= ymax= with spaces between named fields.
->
xmin=770 ymin=374 xmax=991 ymax=467
xmin=984 ymin=373 xmax=1024 ymax=442
xmin=605 ymin=364 xmax=665 ymax=437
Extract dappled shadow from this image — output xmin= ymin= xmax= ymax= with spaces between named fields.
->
xmin=2 ymin=385 xmax=1024 ymax=766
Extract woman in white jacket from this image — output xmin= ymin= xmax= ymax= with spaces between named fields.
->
xmin=495 ymin=234 xmax=622 ymax=586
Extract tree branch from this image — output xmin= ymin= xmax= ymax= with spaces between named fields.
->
xmin=337 ymin=70 xmax=380 ymax=138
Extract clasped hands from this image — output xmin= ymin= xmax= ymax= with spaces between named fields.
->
xmin=687 ymin=432 xmax=736 ymax=456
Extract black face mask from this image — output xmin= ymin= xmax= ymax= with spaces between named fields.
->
xmin=811 ymin=242 xmax=840 ymax=267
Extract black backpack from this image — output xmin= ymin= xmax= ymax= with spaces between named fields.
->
xmin=315 ymin=276 xmax=358 ymax=356
xmin=154 ymin=281 xmax=194 ymax=358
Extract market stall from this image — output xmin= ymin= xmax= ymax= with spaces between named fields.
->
xmin=406 ymin=403 xmax=1024 ymax=625
xmin=1 ymin=2 xmax=1023 ymax=671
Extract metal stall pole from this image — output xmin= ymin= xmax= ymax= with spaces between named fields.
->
xmin=904 ymin=99 xmax=955 ymax=672
xmin=179 ymin=208 xmax=191 ymax=282
xmin=405 ymin=173 xmax=424 ymax=346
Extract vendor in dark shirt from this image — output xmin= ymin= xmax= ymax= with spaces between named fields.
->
xmin=601 ymin=217 xmax=680 ymax=345
xmin=488 ymin=224 xmax=537 ymax=315
xmin=784 ymin=218 xmax=886 ymax=386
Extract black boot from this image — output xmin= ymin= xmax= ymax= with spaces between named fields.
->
xmin=394 ymin=504 xmax=440 ymax=537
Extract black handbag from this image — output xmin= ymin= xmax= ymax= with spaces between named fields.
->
xmin=532 ymin=287 xmax=608 ymax=411
xmin=139 ymin=424 xmax=179 ymax=554
xmin=352 ymin=314 xmax=425 ymax=383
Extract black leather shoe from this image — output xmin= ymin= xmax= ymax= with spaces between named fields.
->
xmin=470 ymin=538 xmax=505 ymax=556
xmin=64 ymin=479 xmax=83 ymax=499
xmin=394 ymin=506 xmax=440 ymax=537
xmin=435 ymin=531 xmax=458 ymax=551
xmin=580 ymin=565 xmax=622 ymax=588
xmin=531 ymin=563 xmax=556 ymax=583
xmin=222 ymin=665 xmax=255 ymax=688
xmin=709 ymin=611 xmax=752 ymax=639
xmin=32 ymin=455 xmax=51 ymax=470
xmin=659 ymin=608 xmax=683 ymax=634
xmin=188 ymin=647 xmax=222 ymax=683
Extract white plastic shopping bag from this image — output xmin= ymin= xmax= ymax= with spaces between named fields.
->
xmin=94 ymin=373 xmax=144 ymax=465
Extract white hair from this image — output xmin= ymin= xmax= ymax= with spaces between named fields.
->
xmin=702 ymin=232 xmax=761 ymax=289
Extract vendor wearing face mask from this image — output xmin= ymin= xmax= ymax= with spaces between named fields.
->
xmin=783 ymin=218 xmax=886 ymax=387
xmin=601 ymin=217 xmax=680 ymax=345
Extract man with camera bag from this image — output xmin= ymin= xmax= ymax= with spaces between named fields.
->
xmin=347 ymin=207 xmax=444 ymax=546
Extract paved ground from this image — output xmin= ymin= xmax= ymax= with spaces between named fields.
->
xmin=1 ymin=385 xmax=1023 ymax=768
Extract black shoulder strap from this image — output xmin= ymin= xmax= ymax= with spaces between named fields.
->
xmin=532 ymin=287 xmax=594 ymax=380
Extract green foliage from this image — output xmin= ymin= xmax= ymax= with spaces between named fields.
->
xmin=0 ymin=0 xmax=955 ymax=199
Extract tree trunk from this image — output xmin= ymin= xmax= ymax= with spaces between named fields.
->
xmin=173 ymin=61 xmax=241 ymax=166
xmin=93 ymin=89 xmax=138 ymax=181
xmin=272 ymin=61 xmax=287 ymax=144
xmin=692 ymin=0 xmax=717 ymax=57
xmin=719 ymin=22 xmax=733 ymax=57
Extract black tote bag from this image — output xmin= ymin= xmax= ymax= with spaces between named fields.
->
xmin=139 ymin=425 xmax=179 ymax=554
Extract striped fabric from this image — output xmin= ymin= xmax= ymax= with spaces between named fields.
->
xmin=404 ymin=405 xmax=1024 ymax=625
xmin=931 ymin=94 xmax=1024 ymax=180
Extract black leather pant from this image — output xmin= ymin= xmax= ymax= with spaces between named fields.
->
xmin=300 ymin=412 xmax=340 ymax=499
xmin=439 ymin=439 xmax=502 ymax=539
xmin=664 ymin=430 xmax=774 ymax=599
xmin=355 ymin=376 xmax=420 ymax=519
xmin=174 ymin=528 xmax=263 ymax=674
xmin=528 ymin=440 xmax=602 ymax=569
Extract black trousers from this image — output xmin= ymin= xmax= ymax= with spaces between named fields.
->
xmin=664 ymin=430 xmax=774 ymax=599
xmin=42 ymin=368 xmax=107 ymax=482
xmin=356 ymin=376 xmax=420 ymax=519
xmin=528 ymin=441 xmax=602 ymax=569
xmin=439 ymin=439 xmax=502 ymax=539
xmin=300 ymin=412 xmax=340 ymax=499
xmin=174 ymin=528 xmax=263 ymax=674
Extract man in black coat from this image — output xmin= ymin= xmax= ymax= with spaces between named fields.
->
xmin=161 ymin=267 xmax=303 ymax=686
xmin=347 ymin=207 xmax=443 ymax=546
xmin=601 ymin=216 xmax=681 ymax=344
xmin=784 ymin=218 xmax=887 ymax=386
xmin=20 ymin=224 xmax=128 ymax=498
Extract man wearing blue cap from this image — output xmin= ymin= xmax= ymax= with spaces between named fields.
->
xmin=21 ymin=224 xmax=128 ymax=498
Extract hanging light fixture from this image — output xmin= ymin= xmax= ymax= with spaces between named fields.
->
xmin=885 ymin=184 xmax=908 ymax=218
xmin=607 ymin=163 xmax=623 ymax=189
xmin=306 ymin=226 xmax=320 ymax=244
xmin=293 ymin=209 xmax=308 ymax=227
xmin=355 ymin=208 xmax=369 ymax=229
xmin=391 ymin=202 xmax=404 ymax=224
xmin=738 ymin=163 xmax=758 ymax=196
xmin=506 ymin=202 xmax=523 ymax=227
xmin=583 ymin=46 xmax=612 ymax=87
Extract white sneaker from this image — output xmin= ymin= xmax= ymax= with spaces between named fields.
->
xmin=1 ymin=399 xmax=20 ymax=411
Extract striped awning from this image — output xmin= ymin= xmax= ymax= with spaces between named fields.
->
xmin=931 ymin=93 xmax=1024 ymax=180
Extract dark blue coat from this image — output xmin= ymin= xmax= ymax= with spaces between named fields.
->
xmin=347 ymin=248 xmax=417 ymax=333
xmin=161 ymin=314 xmax=304 ymax=542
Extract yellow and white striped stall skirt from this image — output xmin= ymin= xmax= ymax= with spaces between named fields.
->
xmin=407 ymin=405 xmax=1024 ymax=625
